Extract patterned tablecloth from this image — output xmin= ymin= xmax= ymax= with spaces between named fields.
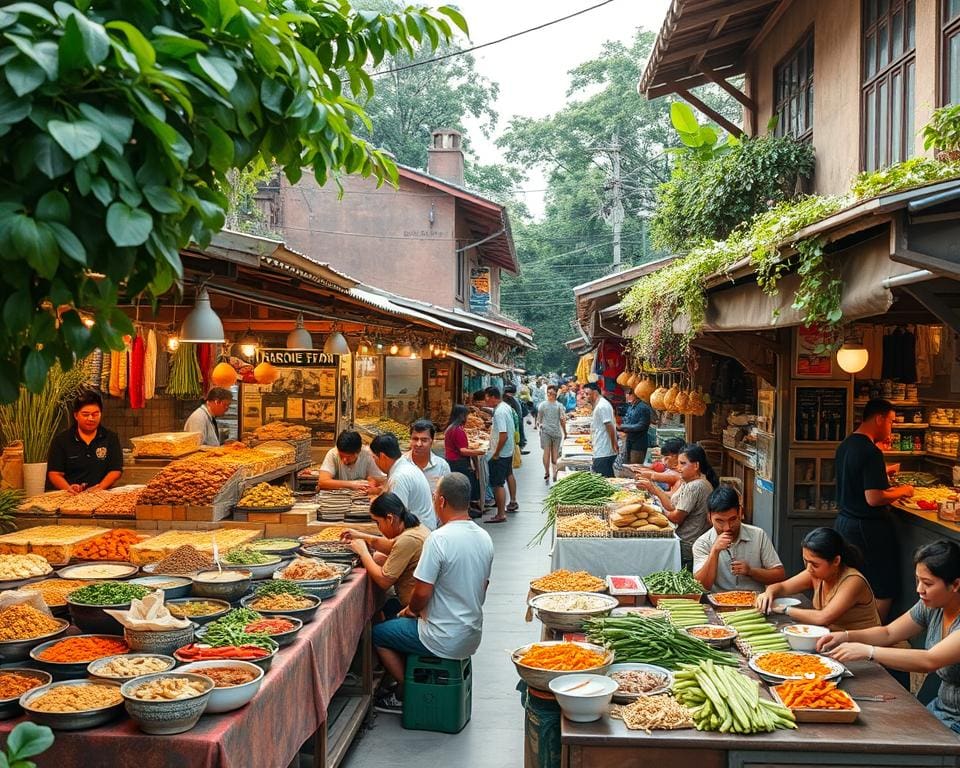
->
xmin=0 ymin=572 xmax=376 ymax=768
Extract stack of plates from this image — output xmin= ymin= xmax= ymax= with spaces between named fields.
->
xmin=317 ymin=491 xmax=352 ymax=521
xmin=346 ymin=494 xmax=372 ymax=521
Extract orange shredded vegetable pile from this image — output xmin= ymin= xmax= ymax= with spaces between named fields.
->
xmin=755 ymin=652 xmax=832 ymax=678
xmin=711 ymin=591 xmax=758 ymax=605
xmin=72 ymin=529 xmax=141 ymax=561
xmin=37 ymin=636 xmax=128 ymax=663
xmin=775 ymin=679 xmax=856 ymax=710
xmin=519 ymin=643 xmax=607 ymax=670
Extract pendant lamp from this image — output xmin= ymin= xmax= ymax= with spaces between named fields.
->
xmin=286 ymin=313 xmax=313 ymax=350
xmin=180 ymin=288 xmax=225 ymax=344
xmin=238 ymin=329 xmax=258 ymax=359
xmin=837 ymin=340 xmax=869 ymax=374
xmin=323 ymin=328 xmax=351 ymax=356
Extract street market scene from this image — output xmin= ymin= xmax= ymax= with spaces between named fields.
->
xmin=1 ymin=0 xmax=960 ymax=766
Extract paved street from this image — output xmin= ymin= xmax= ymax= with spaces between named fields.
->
xmin=341 ymin=425 xmax=552 ymax=768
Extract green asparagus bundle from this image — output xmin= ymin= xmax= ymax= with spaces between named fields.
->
xmin=721 ymin=608 xmax=790 ymax=653
xmin=644 ymin=569 xmax=705 ymax=595
xmin=673 ymin=660 xmax=796 ymax=733
xmin=657 ymin=598 xmax=709 ymax=628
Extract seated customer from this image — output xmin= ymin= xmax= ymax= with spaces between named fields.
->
xmin=371 ymin=433 xmax=437 ymax=530
xmin=372 ymin=473 xmax=494 ymax=714
xmin=342 ymin=493 xmax=428 ymax=614
xmin=633 ymin=437 xmax=684 ymax=492
xmin=693 ymin=486 xmax=785 ymax=592
xmin=756 ymin=527 xmax=882 ymax=632
xmin=317 ymin=430 xmax=384 ymax=492
xmin=404 ymin=419 xmax=450 ymax=494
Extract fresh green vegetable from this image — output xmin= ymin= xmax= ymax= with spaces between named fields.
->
xmin=583 ymin=615 xmax=738 ymax=670
xmin=720 ymin=609 xmax=789 ymax=653
xmin=67 ymin=582 xmax=150 ymax=605
xmin=223 ymin=548 xmax=277 ymax=565
xmin=210 ymin=608 xmax=263 ymax=629
xmin=0 ymin=488 xmax=23 ymax=532
xmin=644 ymin=569 xmax=705 ymax=595
xmin=200 ymin=620 xmax=276 ymax=652
xmin=673 ymin=660 xmax=796 ymax=733
xmin=167 ymin=343 xmax=202 ymax=399
xmin=657 ymin=599 xmax=709 ymax=628
xmin=254 ymin=579 xmax=306 ymax=598
xmin=530 ymin=472 xmax=616 ymax=545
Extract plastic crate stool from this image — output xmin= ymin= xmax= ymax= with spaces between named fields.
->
xmin=402 ymin=654 xmax=472 ymax=733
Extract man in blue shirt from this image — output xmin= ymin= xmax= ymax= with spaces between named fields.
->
xmin=619 ymin=390 xmax=652 ymax=465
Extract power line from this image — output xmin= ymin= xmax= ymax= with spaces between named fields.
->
xmin=371 ymin=0 xmax=617 ymax=77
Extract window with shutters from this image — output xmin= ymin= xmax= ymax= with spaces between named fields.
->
xmin=773 ymin=31 xmax=814 ymax=141
xmin=862 ymin=0 xmax=916 ymax=171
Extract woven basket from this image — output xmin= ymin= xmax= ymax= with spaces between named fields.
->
xmin=555 ymin=504 xmax=607 ymax=517
xmin=607 ymin=521 xmax=676 ymax=539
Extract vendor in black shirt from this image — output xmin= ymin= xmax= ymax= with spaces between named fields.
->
xmin=47 ymin=390 xmax=123 ymax=494
xmin=619 ymin=390 xmax=652 ymax=464
xmin=834 ymin=398 xmax=914 ymax=621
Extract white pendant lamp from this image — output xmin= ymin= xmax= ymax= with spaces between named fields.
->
xmin=286 ymin=313 xmax=313 ymax=350
xmin=179 ymin=288 xmax=225 ymax=344
xmin=238 ymin=329 xmax=258 ymax=359
xmin=836 ymin=341 xmax=869 ymax=374
xmin=323 ymin=329 xmax=351 ymax=356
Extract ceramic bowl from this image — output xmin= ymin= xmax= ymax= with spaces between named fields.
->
xmin=66 ymin=599 xmax=135 ymax=635
xmin=30 ymin=634 xmax=128 ymax=679
xmin=511 ymin=641 xmax=613 ymax=692
xmin=57 ymin=561 xmax=139 ymax=580
xmin=0 ymin=618 xmax=70 ymax=662
xmin=782 ymin=623 xmax=830 ymax=652
xmin=0 ymin=669 xmax=51 ymax=719
xmin=684 ymin=624 xmax=738 ymax=649
xmin=548 ymin=674 xmax=618 ymax=722
xmin=606 ymin=663 xmax=673 ymax=703
xmin=175 ymin=660 xmax=265 ymax=713
xmin=190 ymin=570 xmax=252 ymax=602
xmin=121 ymin=672 xmax=214 ymax=735
xmin=249 ymin=539 xmax=301 ymax=557
xmin=124 ymin=624 xmax=196 ymax=656
xmin=129 ymin=575 xmax=192 ymax=600
xmin=87 ymin=653 xmax=177 ymax=681
xmin=240 ymin=593 xmax=322 ymax=624
xmin=221 ymin=556 xmax=283 ymax=580
xmin=528 ymin=592 xmax=619 ymax=632
xmin=20 ymin=679 xmax=124 ymax=730
xmin=163 ymin=598 xmax=232 ymax=625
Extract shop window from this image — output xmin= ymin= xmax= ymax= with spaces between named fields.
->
xmin=862 ymin=0 xmax=916 ymax=171
xmin=773 ymin=31 xmax=814 ymax=141
xmin=945 ymin=0 xmax=960 ymax=104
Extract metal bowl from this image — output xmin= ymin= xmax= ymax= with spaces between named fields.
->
xmin=527 ymin=591 xmax=619 ymax=632
xmin=0 ymin=618 xmax=70 ymax=662
xmin=240 ymin=593 xmax=321 ymax=624
xmin=121 ymin=672 xmax=213 ymax=735
xmin=190 ymin=569 xmax=252 ymax=602
xmin=607 ymin=662 xmax=673 ymax=703
xmin=66 ymin=599 xmax=135 ymax=635
xmin=240 ymin=615 xmax=303 ymax=648
xmin=271 ymin=567 xmax=342 ymax=600
xmin=87 ymin=653 xmax=177 ymax=681
xmin=57 ymin=561 xmax=139 ymax=580
xmin=129 ymin=575 xmax=192 ymax=599
xmin=20 ymin=679 xmax=124 ymax=730
xmin=248 ymin=538 xmax=301 ymax=556
xmin=684 ymin=624 xmax=738 ymax=649
xmin=220 ymin=556 xmax=283 ymax=580
xmin=511 ymin=641 xmax=614 ymax=692
xmin=0 ymin=669 xmax=52 ymax=719
xmin=163 ymin=598 xmax=231 ymax=625
xmin=30 ymin=634 xmax=128 ymax=679
xmin=298 ymin=544 xmax=359 ymax=567
xmin=124 ymin=624 xmax=196 ymax=656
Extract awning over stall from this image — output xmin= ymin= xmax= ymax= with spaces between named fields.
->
xmin=445 ymin=349 xmax=509 ymax=375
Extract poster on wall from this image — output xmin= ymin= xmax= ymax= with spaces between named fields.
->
xmin=469 ymin=266 xmax=491 ymax=312
xmin=240 ymin=349 xmax=339 ymax=445
xmin=385 ymin=357 xmax=423 ymax=424
xmin=794 ymin=325 xmax=835 ymax=378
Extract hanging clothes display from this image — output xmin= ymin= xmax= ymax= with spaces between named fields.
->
xmin=143 ymin=329 xmax=157 ymax=400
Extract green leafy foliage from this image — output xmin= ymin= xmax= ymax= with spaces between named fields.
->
xmin=651 ymin=134 xmax=816 ymax=253
xmin=669 ymin=101 xmax=739 ymax=161
xmin=0 ymin=721 xmax=54 ymax=768
xmin=0 ymin=0 xmax=464 ymax=400
xmin=922 ymin=104 xmax=960 ymax=154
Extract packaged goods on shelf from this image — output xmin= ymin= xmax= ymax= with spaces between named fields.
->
xmin=0 ymin=525 xmax=109 ymax=563
xmin=128 ymin=528 xmax=260 ymax=565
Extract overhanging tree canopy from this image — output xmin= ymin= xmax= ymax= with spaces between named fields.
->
xmin=0 ymin=0 xmax=466 ymax=401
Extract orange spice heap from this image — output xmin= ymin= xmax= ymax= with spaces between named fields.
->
xmin=755 ymin=652 xmax=832 ymax=678
xmin=519 ymin=643 xmax=607 ymax=670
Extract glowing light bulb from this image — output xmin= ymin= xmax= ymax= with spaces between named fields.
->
xmin=167 ymin=335 xmax=180 ymax=352
xmin=389 ymin=343 xmax=399 ymax=355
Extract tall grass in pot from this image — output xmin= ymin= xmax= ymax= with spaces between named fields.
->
xmin=0 ymin=362 xmax=89 ymax=496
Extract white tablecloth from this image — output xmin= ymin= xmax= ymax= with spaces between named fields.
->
xmin=551 ymin=535 xmax=680 ymax=578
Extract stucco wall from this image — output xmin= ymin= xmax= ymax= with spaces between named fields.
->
xmin=747 ymin=0 xmax=939 ymax=196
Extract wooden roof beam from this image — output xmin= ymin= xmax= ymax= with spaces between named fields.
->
xmin=702 ymin=67 xmax=756 ymax=112
xmin=678 ymin=0 xmax=778 ymax=30
xmin=676 ymin=88 xmax=742 ymax=137
xmin=660 ymin=27 xmax=759 ymax=64
xmin=645 ymin=62 xmax=746 ymax=98
xmin=744 ymin=0 xmax=796 ymax=57
xmin=688 ymin=15 xmax=731 ymax=74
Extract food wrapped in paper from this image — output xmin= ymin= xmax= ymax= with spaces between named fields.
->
xmin=104 ymin=590 xmax=191 ymax=630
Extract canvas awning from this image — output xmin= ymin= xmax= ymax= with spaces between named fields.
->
xmin=445 ymin=349 xmax=509 ymax=375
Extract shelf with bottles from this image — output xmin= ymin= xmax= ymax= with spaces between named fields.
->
xmin=926 ymin=450 xmax=959 ymax=462
xmin=793 ymin=386 xmax=848 ymax=444
xmin=789 ymin=454 xmax=838 ymax=515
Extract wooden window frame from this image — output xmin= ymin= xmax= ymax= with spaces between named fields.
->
xmin=455 ymin=249 xmax=465 ymax=302
xmin=773 ymin=29 xmax=815 ymax=141
xmin=943 ymin=0 xmax=960 ymax=105
xmin=861 ymin=0 xmax=916 ymax=171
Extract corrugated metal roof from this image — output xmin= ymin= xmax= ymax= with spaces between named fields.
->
xmin=348 ymin=287 xmax=469 ymax=332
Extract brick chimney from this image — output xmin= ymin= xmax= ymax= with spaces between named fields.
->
xmin=427 ymin=129 xmax=464 ymax=186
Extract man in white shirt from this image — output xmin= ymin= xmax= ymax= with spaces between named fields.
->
xmin=693 ymin=485 xmax=785 ymax=593
xmin=372 ymin=473 xmax=494 ymax=714
xmin=183 ymin=387 xmax=233 ymax=446
xmin=484 ymin=386 xmax=516 ymax=523
xmin=370 ymin=433 xmax=437 ymax=530
xmin=404 ymin=419 xmax=450 ymax=494
xmin=584 ymin=382 xmax=618 ymax=477
xmin=317 ymin=430 xmax=385 ymax=492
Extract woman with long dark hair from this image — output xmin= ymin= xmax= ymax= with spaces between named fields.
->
xmin=756 ymin=527 xmax=881 ymax=631
xmin=818 ymin=540 xmax=960 ymax=731
xmin=444 ymin=404 xmax=486 ymax=517
xmin=341 ymin=492 xmax=428 ymax=613
xmin=638 ymin=442 xmax=718 ymax=568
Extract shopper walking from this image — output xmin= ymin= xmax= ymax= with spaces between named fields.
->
xmin=583 ymin=382 xmax=617 ymax=478
xmin=484 ymin=386 xmax=516 ymax=522
xmin=536 ymin=385 xmax=566 ymax=482
xmin=444 ymin=405 xmax=486 ymax=517
xmin=503 ymin=384 xmax=528 ymax=453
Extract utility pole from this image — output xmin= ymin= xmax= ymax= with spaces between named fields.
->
xmin=596 ymin=132 xmax=625 ymax=270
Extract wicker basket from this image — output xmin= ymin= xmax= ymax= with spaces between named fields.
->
xmin=555 ymin=504 xmax=607 ymax=517
xmin=607 ymin=520 xmax=676 ymax=539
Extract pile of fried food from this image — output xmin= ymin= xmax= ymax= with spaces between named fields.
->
xmin=607 ymin=496 xmax=671 ymax=531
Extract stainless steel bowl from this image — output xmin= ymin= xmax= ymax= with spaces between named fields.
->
xmin=129 ymin=575 xmax=192 ymax=599
xmin=20 ymin=679 xmax=124 ymax=730
xmin=30 ymin=634 xmax=128 ymax=679
xmin=0 ymin=618 xmax=70 ymax=662
xmin=0 ymin=669 xmax=52 ymax=719
xmin=240 ymin=593 xmax=321 ymax=624
xmin=528 ymin=592 xmax=619 ymax=632
xmin=190 ymin=569 xmax=252 ymax=602
xmin=220 ymin=556 xmax=283 ymax=580
xmin=163 ymin=598 xmax=231 ymax=626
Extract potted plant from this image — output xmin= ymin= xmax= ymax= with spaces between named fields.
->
xmin=0 ymin=362 xmax=89 ymax=497
xmin=922 ymin=104 xmax=960 ymax=163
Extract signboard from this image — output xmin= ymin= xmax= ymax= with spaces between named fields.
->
xmin=241 ymin=348 xmax=339 ymax=445
xmin=469 ymin=266 xmax=491 ymax=312
xmin=794 ymin=325 xmax=835 ymax=378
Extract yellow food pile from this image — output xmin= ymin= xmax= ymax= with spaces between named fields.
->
xmin=237 ymin=482 xmax=294 ymax=509
xmin=556 ymin=513 xmax=608 ymax=537
xmin=609 ymin=500 xmax=670 ymax=531
xmin=531 ymin=569 xmax=606 ymax=593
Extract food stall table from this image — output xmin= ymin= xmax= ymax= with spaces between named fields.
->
xmin=551 ymin=535 xmax=680 ymax=577
xmin=0 ymin=572 xmax=377 ymax=768
xmin=561 ymin=659 xmax=960 ymax=768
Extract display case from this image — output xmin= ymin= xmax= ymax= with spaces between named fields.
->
xmin=791 ymin=383 xmax=850 ymax=445
xmin=354 ymin=355 xmax=384 ymax=420
xmin=788 ymin=452 xmax=838 ymax=515
xmin=426 ymin=359 xmax=455 ymax=428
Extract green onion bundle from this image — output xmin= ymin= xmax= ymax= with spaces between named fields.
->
xmin=529 ymin=472 xmax=616 ymax=545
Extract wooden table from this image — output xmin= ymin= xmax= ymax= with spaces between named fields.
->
xmin=561 ymin=660 xmax=960 ymax=768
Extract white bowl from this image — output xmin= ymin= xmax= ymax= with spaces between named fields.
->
xmin=175 ymin=660 xmax=264 ymax=713
xmin=773 ymin=597 xmax=801 ymax=610
xmin=548 ymin=673 xmax=618 ymax=722
xmin=782 ymin=623 xmax=830 ymax=652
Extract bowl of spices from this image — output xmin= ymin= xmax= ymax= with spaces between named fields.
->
xmin=0 ymin=669 xmax=52 ymax=719
xmin=20 ymin=679 xmax=125 ymax=730
xmin=66 ymin=582 xmax=152 ymax=634
xmin=88 ymin=654 xmax=177 ymax=681
xmin=17 ymin=579 xmax=92 ymax=617
xmin=30 ymin=635 xmax=129 ymax=679
xmin=142 ymin=545 xmax=215 ymax=577
xmin=164 ymin=598 xmax=231 ymax=625
xmin=121 ymin=673 xmax=214 ymax=734
xmin=0 ymin=605 xmax=70 ymax=661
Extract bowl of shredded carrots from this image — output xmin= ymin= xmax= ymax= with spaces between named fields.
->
xmin=771 ymin=678 xmax=860 ymax=723
xmin=511 ymin=641 xmax=613 ymax=691
xmin=683 ymin=624 xmax=738 ymax=649
xmin=749 ymin=651 xmax=844 ymax=682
